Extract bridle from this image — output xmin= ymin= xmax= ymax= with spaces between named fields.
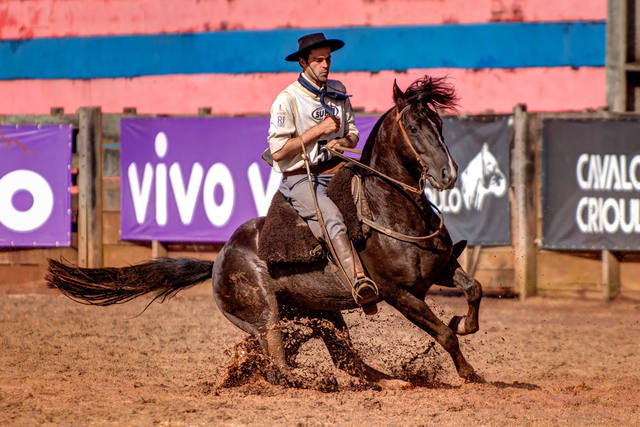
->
xmin=327 ymin=107 xmax=439 ymax=195
xmin=395 ymin=108 xmax=432 ymax=194
xmin=324 ymin=106 xmax=446 ymax=244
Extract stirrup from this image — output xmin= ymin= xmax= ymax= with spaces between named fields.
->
xmin=352 ymin=277 xmax=379 ymax=315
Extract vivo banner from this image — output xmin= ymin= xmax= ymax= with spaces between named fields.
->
xmin=120 ymin=116 xmax=507 ymax=244
xmin=542 ymin=119 xmax=640 ymax=250
xmin=122 ymin=117 xmax=270 ymax=241
xmin=120 ymin=117 xmax=375 ymax=242
xmin=427 ymin=117 xmax=511 ymax=246
xmin=0 ymin=125 xmax=72 ymax=247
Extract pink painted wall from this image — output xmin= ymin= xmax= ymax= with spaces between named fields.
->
xmin=0 ymin=0 xmax=606 ymax=39
xmin=0 ymin=67 xmax=605 ymax=115
xmin=0 ymin=0 xmax=607 ymax=114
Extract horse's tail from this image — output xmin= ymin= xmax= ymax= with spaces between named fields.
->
xmin=46 ymin=257 xmax=214 ymax=309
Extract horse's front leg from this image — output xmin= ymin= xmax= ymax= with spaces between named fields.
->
xmin=385 ymin=286 xmax=483 ymax=383
xmin=445 ymin=267 xmax=482 ymax=335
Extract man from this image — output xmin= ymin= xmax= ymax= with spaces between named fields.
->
xmin=265 ymin=33 xmax=378 ymax=314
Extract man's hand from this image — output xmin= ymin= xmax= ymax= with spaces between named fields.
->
xmin=325 ymin=138 xmax=349 ymax=151
xmin=317 ymin=115 xmax=340 ymax=136
xmin=325 ymin=133 xmax=357 ymax=151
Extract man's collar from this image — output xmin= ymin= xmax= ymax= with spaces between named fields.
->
xmin=300 ymin=72 xmax=325 ymax=91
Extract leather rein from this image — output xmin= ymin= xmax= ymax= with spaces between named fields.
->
xmin=325 ymin=108 xmax=445 ymax=244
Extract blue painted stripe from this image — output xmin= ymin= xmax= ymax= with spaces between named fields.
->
xmin=1 ymin=21 xmax=605 ymax=79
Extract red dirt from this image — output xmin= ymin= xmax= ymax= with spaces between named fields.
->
xmin=1 ymin=285 xmax=639 ymax=425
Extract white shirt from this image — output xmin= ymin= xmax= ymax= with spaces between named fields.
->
xmin=265 ymin=74 xmax=359 ymax=173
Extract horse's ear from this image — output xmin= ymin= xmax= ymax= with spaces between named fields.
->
xmin=392 ymin=79 xmax=405 ymax=106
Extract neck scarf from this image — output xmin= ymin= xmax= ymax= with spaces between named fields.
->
xmin=297 ymin=74 xmax=351 ymax=116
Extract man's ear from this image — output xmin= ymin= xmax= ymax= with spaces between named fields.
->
xmin=392 ymin=79 xmax=405 ymax=107
xmin=299 ymin=58 xmax=307 ymax=70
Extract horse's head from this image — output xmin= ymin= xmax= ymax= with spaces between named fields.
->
xmin=392 ymin=76 xmax=458 ymax=191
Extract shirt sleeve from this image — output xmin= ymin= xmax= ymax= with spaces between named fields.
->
xmin=343 ymin=96 xmax=359 ymax=143
xmin=267 ymin=91 xmax=296 ymax=155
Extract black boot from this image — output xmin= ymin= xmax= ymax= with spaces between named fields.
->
xmin=331 ymin=233 xmax=379 ymax=315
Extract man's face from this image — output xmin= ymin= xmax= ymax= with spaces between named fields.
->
xmin=301 ymin=46 xmax=332 ymax=84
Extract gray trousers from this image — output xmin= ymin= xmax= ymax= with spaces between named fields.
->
xmin=278 ymin=173 xmax=346 ymax=241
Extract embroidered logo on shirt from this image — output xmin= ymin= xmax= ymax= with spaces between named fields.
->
xmin=312 ymin=107 xmax=326 ymax=121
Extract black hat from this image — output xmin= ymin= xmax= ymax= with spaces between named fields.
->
xmin=285 ymin=32 xmax=344 ymax=62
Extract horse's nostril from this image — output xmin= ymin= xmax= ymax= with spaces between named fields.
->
xmin=442 ymin=168 xmax=450 ymax=184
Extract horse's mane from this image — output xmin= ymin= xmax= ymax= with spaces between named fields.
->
xmin=403 ymin=75 xmax=458 ymax=115
xmin=359 ymin=76 xmax=457 ymax=164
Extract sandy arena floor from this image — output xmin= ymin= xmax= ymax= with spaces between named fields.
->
xmin=1 ymin=284 xmax=639 ymax=426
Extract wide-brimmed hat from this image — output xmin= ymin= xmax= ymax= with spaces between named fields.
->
xmin=285 ymin=32 xmax=344 ymax=62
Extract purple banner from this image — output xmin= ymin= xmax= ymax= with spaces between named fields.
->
xmin=120 ymin=117 xmax=377 ymax=242
xmin=0 ymin=125 xmax=72 ymax=247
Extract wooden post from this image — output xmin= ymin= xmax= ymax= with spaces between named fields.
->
xmin=602 ymin=250 xmax=621 ymax=300
xmin=152 ymin=241 xmax=168 ymax=259
xmin=513 ymin=104 xmax=537 ymax=299
xmin=77 ymin=107 xmax=103 ymax=268
xmin=606 ymin=0 xmax=628 ymax=112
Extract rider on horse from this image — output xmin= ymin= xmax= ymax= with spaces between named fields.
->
xmin=264 ymin=33 xmax=379 ymax=313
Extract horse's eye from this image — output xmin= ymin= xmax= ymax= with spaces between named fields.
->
xmin=409 ymin=126 xmax=418 ymax=134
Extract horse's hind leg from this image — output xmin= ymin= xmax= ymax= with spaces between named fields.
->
xmin=212 ymin=255 xmax=297 ymax=385
xmin=289 ymin=310 xmax=407 ymax=388
xmin=258 ymin=295 xmax=301 ymax=384
xmin=312 ymin=311 xmax=396 ymax=382
xmin=386 ymin=286 xmax=483 ymax=383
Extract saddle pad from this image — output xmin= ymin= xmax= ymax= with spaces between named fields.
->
xmin=257 ymin=165 xmax=365 ymax=266
xmin=257 ymin=191 xmax=325 ymax=265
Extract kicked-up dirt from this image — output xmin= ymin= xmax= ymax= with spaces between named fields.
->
xmin=1 ymin=284 xmax=639 ymax=425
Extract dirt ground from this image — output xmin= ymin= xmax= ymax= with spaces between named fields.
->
xmin=1 ymin=284 xmax=639 ymax=426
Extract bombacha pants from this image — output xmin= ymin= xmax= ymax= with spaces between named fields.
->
xmin=278 ymin=173 xmax=347 ymax=241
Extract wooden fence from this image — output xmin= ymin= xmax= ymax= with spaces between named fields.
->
xmin=1 ymin=107 xmax=639 ymax=299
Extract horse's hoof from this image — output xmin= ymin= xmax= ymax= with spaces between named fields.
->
xmin=265 ymin=368 xmax=302 ymax=387
xmin=375 ymin=378 xmax=411 ymax=390
xmin=361 ymin=301 xmax=378 ymax=316
xmin=464 ymin=371 xmax=485 ymax=384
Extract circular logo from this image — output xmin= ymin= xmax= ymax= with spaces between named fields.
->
xmin=312 ymin=107 xmax=326 ymax=121
xmin=0 ymin=169 xmax=54 ymax=232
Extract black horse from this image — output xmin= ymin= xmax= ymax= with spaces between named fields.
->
xmin=47 ymin=76 xmax=483 ymax=387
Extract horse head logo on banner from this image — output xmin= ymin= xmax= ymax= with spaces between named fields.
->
xmin=461 ymin=142 xmax=507 ymax=211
